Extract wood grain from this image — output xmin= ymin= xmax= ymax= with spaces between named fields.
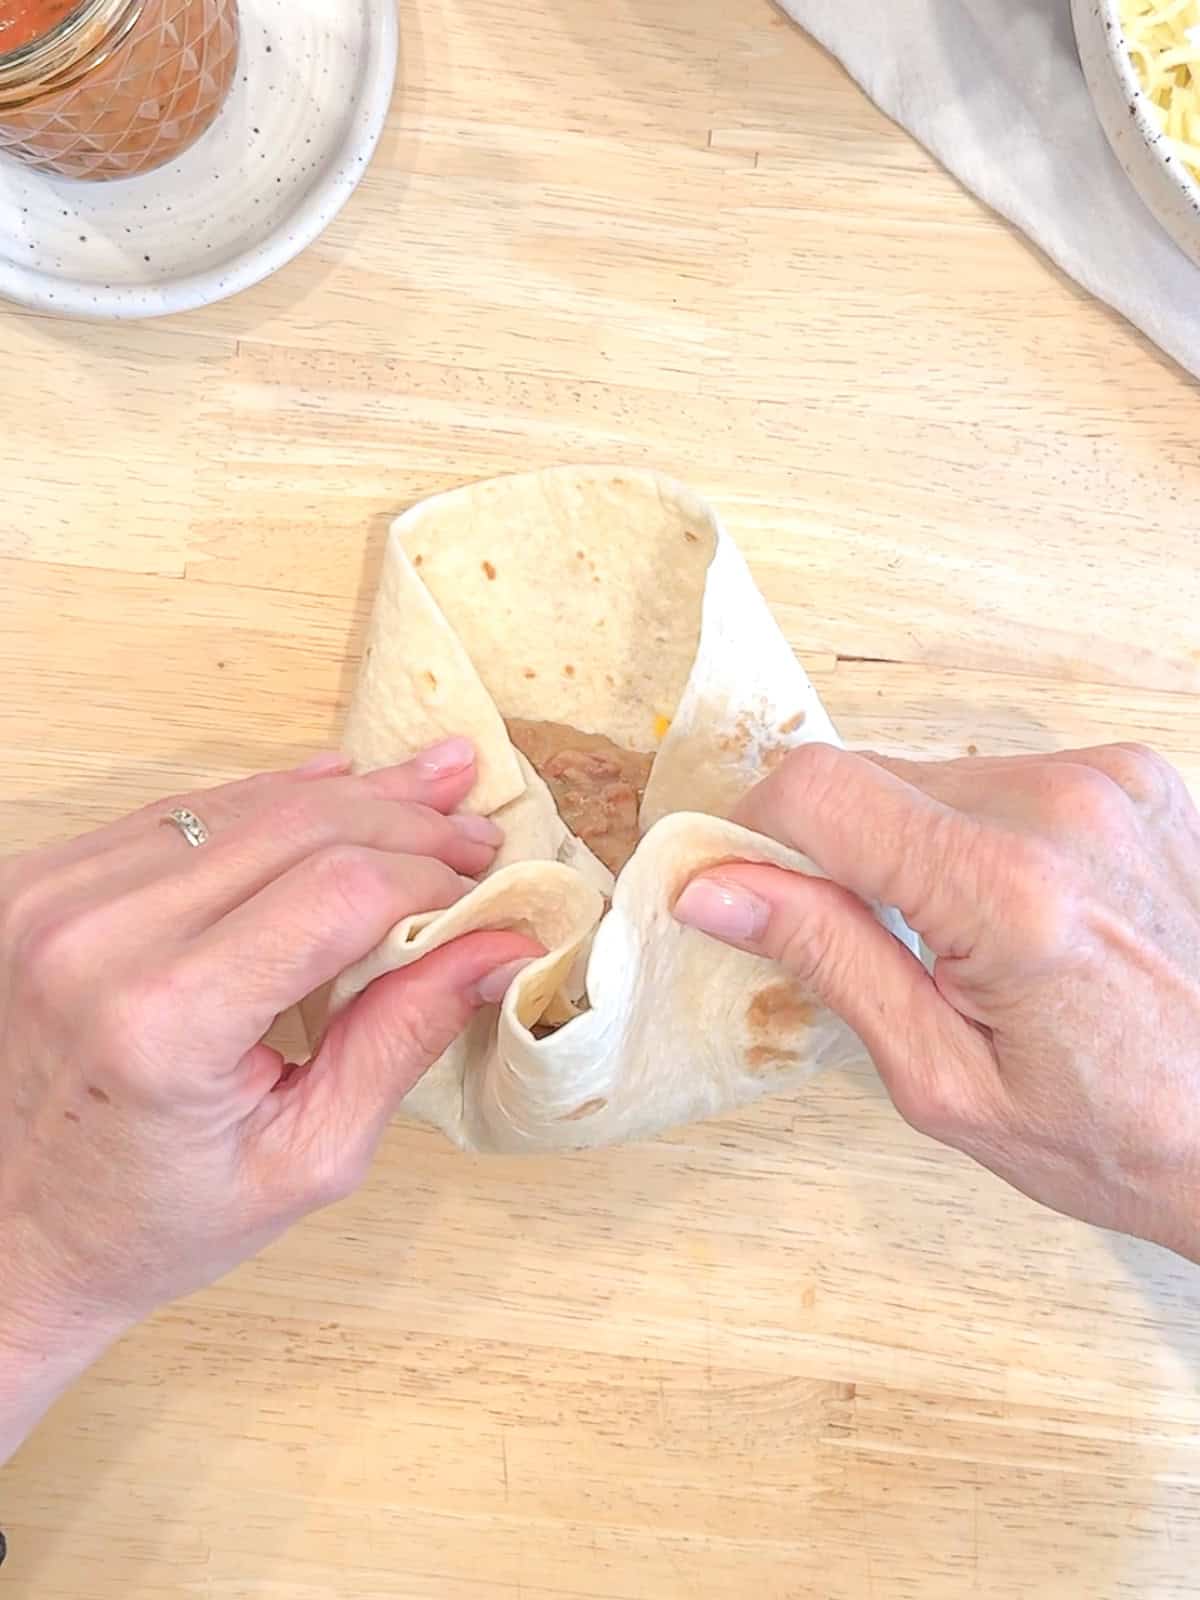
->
xmin=3 ymin=1 xmax=1200 ymax=1596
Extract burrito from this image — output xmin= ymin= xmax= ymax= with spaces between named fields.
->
xmin=306 ymin=466 xmax=913 ymax=1153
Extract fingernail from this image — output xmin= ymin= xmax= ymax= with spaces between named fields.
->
xmin=450 ymin=812 xmax=504 ymax=846
xmin=475 ymin=958 xmax=536 ymax=1005
xmin=674 ymin=878 xmax=771 ymax=943
xmin=295 ymin=752 xmax=351 ymax=777
xmin=415 ymin=737 xmax=475 ymax=779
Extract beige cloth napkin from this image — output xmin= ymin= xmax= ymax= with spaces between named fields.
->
xmin=777 ymin=0 xmax=1200 ymax=380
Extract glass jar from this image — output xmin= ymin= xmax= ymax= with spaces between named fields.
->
xmin=0 ymin=0 xmax=239 ymax=181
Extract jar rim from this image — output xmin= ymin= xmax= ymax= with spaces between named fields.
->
xmin=0 ymin=0 xmax=142 ymax=102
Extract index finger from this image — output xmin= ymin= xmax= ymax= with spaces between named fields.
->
xmin=733 ymin=744 xmax=988 ymax=953
xmin=176 ymin=849 xmax=472 ymax=1056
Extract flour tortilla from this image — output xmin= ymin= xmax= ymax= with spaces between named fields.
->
xmin=312 ymin=467 xmax=913 ymax=1152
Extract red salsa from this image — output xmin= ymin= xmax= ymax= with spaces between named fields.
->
xmin=0 ymin=1 xmax=80 ymax=54
xmin=0 ymin=0 xmax=238 ymax=180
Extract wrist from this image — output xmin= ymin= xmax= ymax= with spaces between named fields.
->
xmin=0 ymin=1221 xmax=132 ymax=1464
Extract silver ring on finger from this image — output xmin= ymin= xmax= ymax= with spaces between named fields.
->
xmin=161 ymin=806 xmax=211 ymax=849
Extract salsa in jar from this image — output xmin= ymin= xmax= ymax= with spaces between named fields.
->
xmin=0 ymin=2 xmax=82 ymax=55
xmin=0 ymin=0 xmax=239 ymax=180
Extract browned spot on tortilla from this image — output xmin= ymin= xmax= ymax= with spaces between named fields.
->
xmin=717 ymin=712 xmax=762 ymax=761
xmin=523 ymin=668 xmax=537 ymax=680
xmin=559 ymin=1097 xmax=608 ymax=1122
xmin=779 ymin=711 xmax=807 ymax=735
xmin=506 ymin=718 xmax=654 ymax=874
xmin=423 ymin=671 xmax=438 ymax=690
xmin=746 ymin=1045 xmax=801 ymax=1075
xmin=716 ymin=711 xmax=794 ymax=779
xmin=968 ymin=743 xmax=979 ymax=756
xmin=604 ymin=673 xmax=615 ymax=687
xmin=684 ymin=530 xmax=699 ymax=543
xmin=482 ymin=560 xmax=497 ymax=581
xmin=747 ymin=982 xmax=817 ymax=1037
xmin=413 ymin=553 xmax=423 ymax=567
xmin=64 ymin=1109 xmax=80 ymax=1123
xmin=88 ymin=1086 xmax=111 ymax=1105
xmin=576 ymin=550 xmax=586 ymax=559
xmin=564 ymin=664 xmax=576 ymax=677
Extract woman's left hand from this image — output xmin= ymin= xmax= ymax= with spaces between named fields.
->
xmin=0 ymin=741 xmax=535 ymax=1462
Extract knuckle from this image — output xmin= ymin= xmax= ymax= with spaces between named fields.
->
xmin=1092 ymin=743 xmax=1180 ymax=807
xmin=887 ymin=1040 xmax=981 ymax=1142
xmin=774 ymin=913 xmax=845 ymax=992
xmin=413 ymin=857 xmax=470 ymax=908
xmin=387 ymin=997 xmax=459 ymax=1072
xmin=0 ymin=869 xmax=52 ymax=958
xmin=90 ymin=971 xmax=179 ymax=1093
xmin=18 ymin=902 xmax=113 ymax=1001
xmin=307 ymin=845 xmax=463 ymax=930
xmin=1036 ymin=764 xmax=1130 ymax=835
xmin=898 ymin=1072 xmax=973 ymax=1142
xmin=749 ymin=743 xmax=845 ymax=834
xmin=308 ymin=843 xmax=392 ymax=916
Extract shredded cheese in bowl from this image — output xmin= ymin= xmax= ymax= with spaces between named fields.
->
xmin=1121 ymin=0 xmax=1200 ymax=180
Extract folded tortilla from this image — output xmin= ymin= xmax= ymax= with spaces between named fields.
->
xmin=309 ymin=467 xmax=913 ymax=1153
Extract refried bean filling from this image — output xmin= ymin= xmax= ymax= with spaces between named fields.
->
xmin=506 ymin=719 xmax=655 ymax=876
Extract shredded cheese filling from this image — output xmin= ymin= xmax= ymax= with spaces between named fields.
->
xmin=1121 ymin=0 xmax=1200 ymax=180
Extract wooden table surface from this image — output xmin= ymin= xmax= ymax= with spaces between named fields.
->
xmin=4 ymin=1 xmax=1200 ymax=1596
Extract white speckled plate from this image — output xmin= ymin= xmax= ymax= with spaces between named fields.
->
xmin=0 ymin=0 xmax=397 ymax=318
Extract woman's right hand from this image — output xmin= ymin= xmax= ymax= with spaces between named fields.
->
xmin=675 ymin=743 xmax=1200 ymax=1259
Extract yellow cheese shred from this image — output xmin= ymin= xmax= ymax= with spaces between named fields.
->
xmin=1121 ymin=0 xmax=1200 ymax=180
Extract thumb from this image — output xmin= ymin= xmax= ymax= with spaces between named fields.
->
xmin=674 ymin=864 xmax=989 ymax=1125
xmin=256 ymin=932 xmax=541 ymax=1207
xmin=315 ymin=930 xmax=542 ymax=1124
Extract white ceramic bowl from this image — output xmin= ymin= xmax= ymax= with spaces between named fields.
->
xmin=1072 ymin=0 xmax=1200 ymax=268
